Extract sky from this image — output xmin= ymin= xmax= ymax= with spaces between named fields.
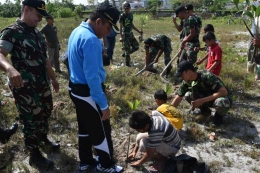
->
xmin=0 ymin=0 xmax=91 ymax=5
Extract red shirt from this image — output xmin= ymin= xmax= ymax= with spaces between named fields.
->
xmin=206 ymin=43 xmax=222 ymax=76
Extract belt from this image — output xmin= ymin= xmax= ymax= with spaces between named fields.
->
xmin=69 ymin=81 xmax=106 ymax=97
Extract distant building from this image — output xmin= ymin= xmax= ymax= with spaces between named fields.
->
xmin=161 ymin=0 xmax=172 ymax=9
xmin=122 ymin=0 xmax=146 ymax=9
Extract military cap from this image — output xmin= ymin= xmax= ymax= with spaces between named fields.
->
xmin=22 ymin=0 xmax=50 ymax=17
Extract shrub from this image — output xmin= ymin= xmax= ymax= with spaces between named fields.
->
xmin=57 ymin=7 xmax=74 ymax=18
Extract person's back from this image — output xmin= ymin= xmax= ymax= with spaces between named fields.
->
xmin=185 ymin=4 xmax=202 ymax=33
xmin=149 ymin=110 xmax=181 ymax=148
xmin=154 ymin=90 xmax=183 ymax=130
xmin=182 ymin=15 xmax=200 ymax=43
xmin=128 ymin=110 xmax=180 ymax=170
xmin=156 ymin=103 xmax=183 ymax=130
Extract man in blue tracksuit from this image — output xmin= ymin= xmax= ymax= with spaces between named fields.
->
xmin=68 ymin=3 xmax=123 ymax=173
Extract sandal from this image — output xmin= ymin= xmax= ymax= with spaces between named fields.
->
xmin=149 ymin=161 xmax=162 ymax=172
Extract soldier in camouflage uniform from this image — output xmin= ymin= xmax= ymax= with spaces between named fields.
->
xmin=171 ymin=61 xmax=232 ymax=126
xmin=185 ymin=4 xmax=202 ymax=33
xmin=173 ymin=6 xmax=200 ymax=64
xmin=119 ymin=2 xmax=143 ymax=67
xmin=144 ymin=34 xmax=172 ymax=76
xmin=0 ymin=0 xmax=59 ymax=169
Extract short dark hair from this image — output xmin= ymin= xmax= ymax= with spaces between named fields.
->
xmin=204 ymin=24 xmax=215 ymax=33
xmin=203 ymin=31 xmax=216 ymax=42
xmin=129 ymin=110 xmax=151 ymax=129
xmin=88 ymin=10 xmax=109 ymax=25
xmin=154 ymin=90 xmax=167 ymax=101
xmin=144 ymin=38 xmax=155 ymax=48
xmin=46 ymin=16 xmax=53 ymax=20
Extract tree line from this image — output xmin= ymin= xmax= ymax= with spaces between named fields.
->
xmin=0 ymin=0 xmax=242 ymax=18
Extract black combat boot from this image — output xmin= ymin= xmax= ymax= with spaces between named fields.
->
xmin=42 ymin=134 xmax=60 ymax=151
xmin=212 ymin=112 xmax=223 ymax=126
xmin=200 ymin=107 xmax=211 ymax=116
xmin=29 ymin=148 xmax=54 ymax=169
xmin=0 ymin=123 xmax=18 ymax=144
xmin=165 ymin=66 xmax=172 ymax=78
xmin=125 ymin=55 xmax=131 ymax=67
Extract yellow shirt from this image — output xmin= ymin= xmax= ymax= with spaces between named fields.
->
xmin=156 ymin=103 xmax=183 ymax=130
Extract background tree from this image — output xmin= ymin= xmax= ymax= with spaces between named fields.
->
xmin=0 ymin=0 xmax=20 ymax=17
xmin=74 ymin=4 xmax=84 ymax=18
xmin=146 ymin=0 xmax=162 ymax=18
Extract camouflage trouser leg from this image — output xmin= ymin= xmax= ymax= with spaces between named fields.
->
xmin=123 ymin=32 xmax=139 ymax=58
xmin=148 ymin=47 xmax=159 ymax=67
xmin=213 ymin=97 xmax=231 ymax=115
xmin=164 ymin=37 xmax=173 ymax=75
xmin=179 ymin=42 xmax=199 ymax=64
xmin=164 ymin=53 xmax=172 ymax=75
xmin=12 ymin=85 xmax=53 ymax=150
xmin=184 ymin=91 xmax=231 ymax=115
xmin=125 ymin=55 xmax=131 ymax=66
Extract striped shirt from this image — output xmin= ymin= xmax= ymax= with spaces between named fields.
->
xmin=148 ymin=111 xmax=181 ymax=148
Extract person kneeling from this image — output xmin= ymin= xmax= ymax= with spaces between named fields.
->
xmin=128 ymin=110 xmax=181 ymax=171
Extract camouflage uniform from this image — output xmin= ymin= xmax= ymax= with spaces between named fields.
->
xmin=145 ymin=34 xmax=172 ymax=74
xmin=179 ymin=20 xmax=185 ymax=41
xmin=179 ymin=15 xmax=200 ymax=64
xmin=0 ymin=19 xmax=53 ymax=150
xmin=194 ymin=14 xmax=202 ymax=31
xmin=119 ymin=12 xmax=139 ymax=65
xmin=177 ymin=70 xmax=232 ymax=115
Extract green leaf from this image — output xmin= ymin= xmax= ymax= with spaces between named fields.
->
xmin=191 ymin=81 xmax=198 ymax=87
xmin=245 ymin=0 xmax=250 ymax=6
xmin=252 ymin=5 xmax=257 ymax=13
xmin=116 ymin=106 xmax=122 ymax=111
xmin=232 ymin=0 xmax=239 ymax=9
xmin=165 ymin=85 xmax=173 ymax=96
xmin=127 ymin=101 xmax=133 ymax=110
xmin=165 ymin=85 xmax=170 ymax=93
xmin=243 ymin=10 xmax=254 ymax=19
xmin=232 ymin=0 xmax=239 ymax=6
xmin=133 ymin=100 xmax=141 ymax=110
xmin=256 ymin=6 xmax=260 ymax=17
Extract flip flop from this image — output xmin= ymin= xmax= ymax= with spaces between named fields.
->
xmin=149 ymin=161 xmax=162 ymax=173
xmin=149 ymin=165 xmax=160 ymax=172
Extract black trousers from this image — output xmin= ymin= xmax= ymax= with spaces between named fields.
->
xmin=69 ymin=82 xmax=114 ymax=168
